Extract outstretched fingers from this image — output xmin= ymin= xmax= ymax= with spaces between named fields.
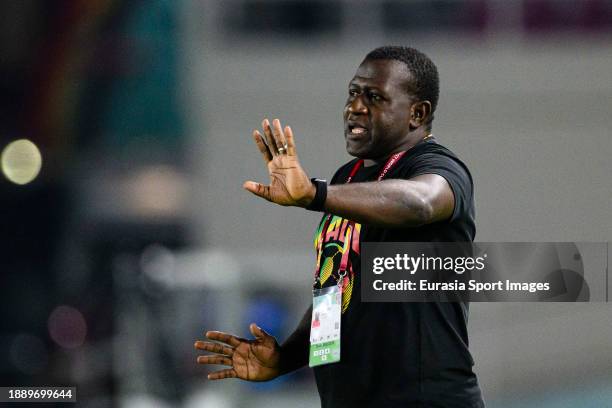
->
xmin=271 ymin=119 xmax=288 ymax=154
xmin=242 ymin=181 xmax=272 ymax=201
xmin=284 ymin=125 xmax=296 ymax=156
xmin=205 ymin=331 xmax=245 ymax=348
xmin=194 ymin=340 xmax=234 ymax=356
xmin=208 ymin=368 xmax=238 ymax=380
xmin=249 ymin=323 xmax=270 ymax=340
xmin=262 ymin=119 xmax=278 ymax=156
xmin=253 ymin=130 xmax=272 ymax=164
xmin=197 ymin=355 xmax=233 ymax=366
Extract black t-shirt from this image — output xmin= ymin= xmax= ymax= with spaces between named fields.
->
xmin=312 ymin=139 xmax=484 ymax=408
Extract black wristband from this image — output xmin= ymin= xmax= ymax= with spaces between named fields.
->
xmin=306 ymin=178 xmax=327 ymax=212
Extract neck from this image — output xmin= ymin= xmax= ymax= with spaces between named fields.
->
xmin=363 ymin=130 xmax=433 ymax=167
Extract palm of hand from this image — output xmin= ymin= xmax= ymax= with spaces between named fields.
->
xmin=233 ymin=338 xmax=281 ymax=381
xmin=266 ymin=155 xmax=311 ymax=206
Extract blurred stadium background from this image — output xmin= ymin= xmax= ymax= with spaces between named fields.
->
xmin=0 ymin=0 xmax=611 ymax=407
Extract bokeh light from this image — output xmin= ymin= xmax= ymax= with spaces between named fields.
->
xmin=47 ymin=305 xmax=87 ymax=349
xmin=139 ymin=243 xmax=176 ymax=297
xmin=125 ymin=165 xmax=189 ymax=217
xmin=1 ymin=139 xmax=42 ymax=185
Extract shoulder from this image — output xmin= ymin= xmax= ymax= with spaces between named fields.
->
xmin=405 ymin=140 xmax=465 ymax=164
xmin=397 ymin=141 xmax=473 ymax=183
xmin=399 ymin=140 xmax=475 ymax=223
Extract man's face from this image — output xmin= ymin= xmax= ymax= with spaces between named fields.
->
xmin=343 ymin=59 xmax=416 ymax=159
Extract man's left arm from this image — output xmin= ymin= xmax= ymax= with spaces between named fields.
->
xmin=323 ymin=174 xmax=454 ymax=228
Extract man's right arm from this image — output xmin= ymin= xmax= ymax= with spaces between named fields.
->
xmin=279 ymin=305 xmax=312 ymax=374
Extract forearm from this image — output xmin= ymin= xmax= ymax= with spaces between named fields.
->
xmin=279 ymin=305 xmax=312 ymax=375
xmin=323 ymin=180 xmax=432 ymax=228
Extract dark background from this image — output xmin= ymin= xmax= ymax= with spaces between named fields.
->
xmin=1 ymin=1 xmax=611 ymax=407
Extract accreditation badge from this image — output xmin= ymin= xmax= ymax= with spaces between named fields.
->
xmin=309 ymin=285 xmax=342 ymax=367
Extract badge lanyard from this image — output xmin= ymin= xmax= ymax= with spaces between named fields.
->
xmin=313 ymin=151 xmax=407 ymax=288
xmin=308 ymin=151 xmax=407 ymax=368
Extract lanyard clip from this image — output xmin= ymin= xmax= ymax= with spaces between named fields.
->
xmin=337 ymin=270 xmax=347 ymax=287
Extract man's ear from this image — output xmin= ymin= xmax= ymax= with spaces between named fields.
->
xmin=409 ymin=101 xmax=432 ymax=129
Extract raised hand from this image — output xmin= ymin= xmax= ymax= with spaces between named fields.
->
xmin=194 ymin=323 xmax=282 ymax=382
xmin=243 ymin=118 xmax=315 ymax=207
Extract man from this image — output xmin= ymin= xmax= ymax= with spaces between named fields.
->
xmin=195 ymin=46 xmax=484 ymax=407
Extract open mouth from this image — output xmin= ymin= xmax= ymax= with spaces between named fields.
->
xmin=347 ymin=125 xmax=368 ymax=136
